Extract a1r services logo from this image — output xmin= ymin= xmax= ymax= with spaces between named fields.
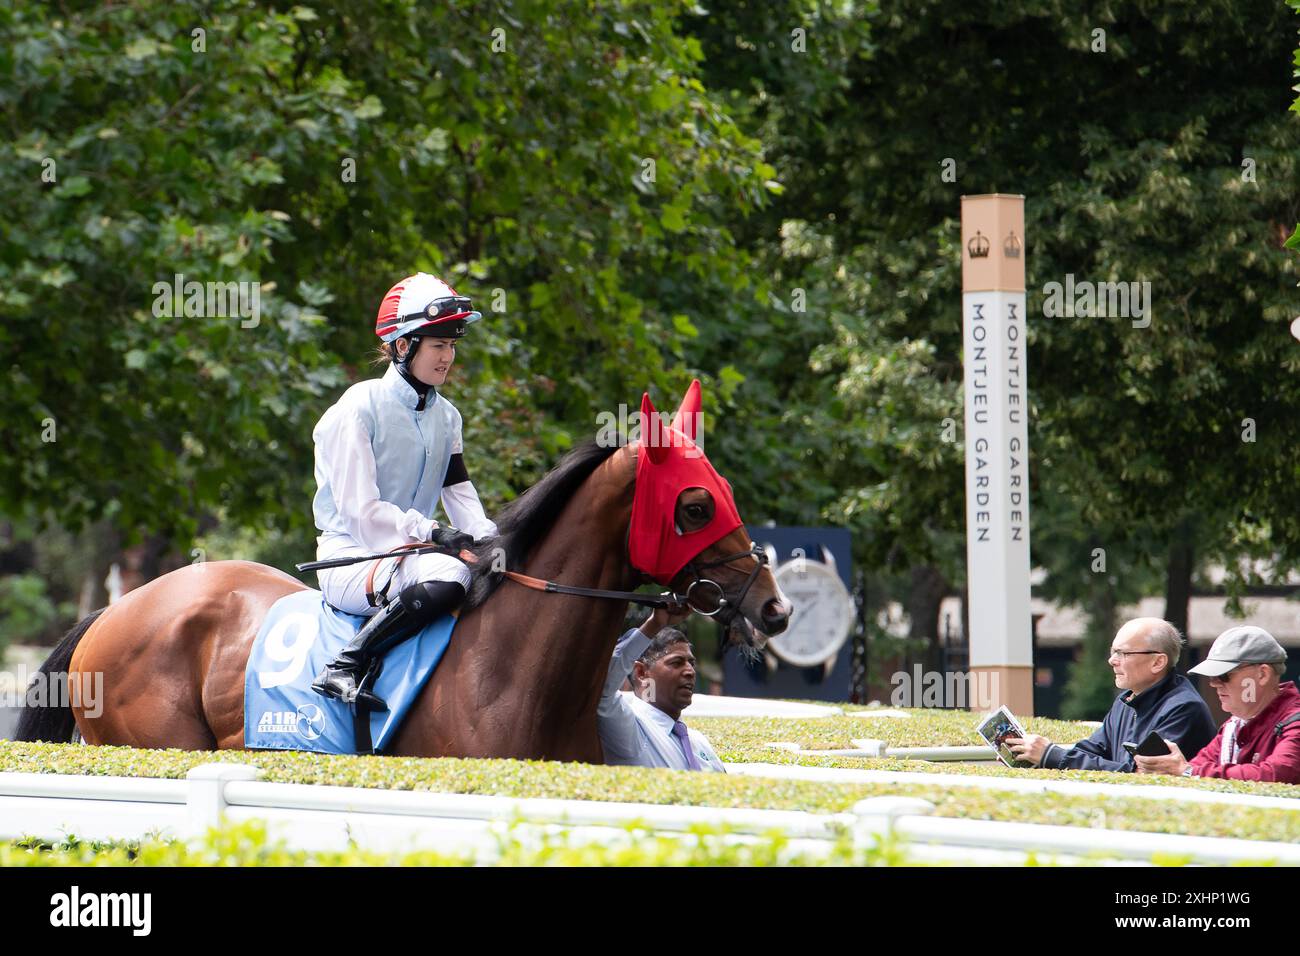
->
xmin=256 ymin=704 xmax=325 ymax=740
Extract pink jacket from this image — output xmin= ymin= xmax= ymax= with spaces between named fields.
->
xmin=1188 ymin=682 xmax=1300 ymax=783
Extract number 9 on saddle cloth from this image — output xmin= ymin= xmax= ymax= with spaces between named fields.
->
xmin=243 ymin=585 xmax=458 ymax=756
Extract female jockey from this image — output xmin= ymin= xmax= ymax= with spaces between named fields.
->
xmin=309 ymin=272 xmax=498 ymax=710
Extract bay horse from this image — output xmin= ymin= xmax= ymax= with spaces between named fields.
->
xmin=16 ymin=384 xmax=792 ymax=761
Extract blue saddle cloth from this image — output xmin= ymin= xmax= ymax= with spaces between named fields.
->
xmin=243 ymin=589 xmax=456 ymax=754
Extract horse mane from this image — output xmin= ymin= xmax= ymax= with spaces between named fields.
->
xmin=463 ymin=439 xmax=622 ymax=610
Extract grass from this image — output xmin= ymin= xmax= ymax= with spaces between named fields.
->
xmin=3 ymin=820 xmax=1285 ymax=868
xmin=695 ymin=710 xmax=1300 ymax=799
xmin=2 ymin=735 xmax=1299 ymax=844
xmin=730 ymin=705 xmax=1100 ymax=750
xmin=3 ymin=820 xmax=912 ymax=867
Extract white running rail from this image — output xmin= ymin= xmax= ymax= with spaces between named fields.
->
xmin=0 ymin=765 xmax=1297 ymax=866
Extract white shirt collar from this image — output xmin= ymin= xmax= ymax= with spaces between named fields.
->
xmin=628 ymin=693 xmax=684 ymax=735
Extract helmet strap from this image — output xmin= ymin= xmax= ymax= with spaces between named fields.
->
xmin=394 ymin=335 xmax=436 ymax=411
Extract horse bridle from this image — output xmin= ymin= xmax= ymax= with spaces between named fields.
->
xmin=297 ymin=537 xmax=768 ymax=616
xmin=297 ymin=444 xmax=770 ymax=618
xmin=678 ymin=541 xmax=768 ymax=623
xmin=487 ymin=538 xmax=766 ymax=621
xmin=500 ymin=441 xmax=768 ymax=616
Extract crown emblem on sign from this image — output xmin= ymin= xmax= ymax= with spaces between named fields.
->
xmin=1004 ymin=231 xmax=1022 ymax=259
xmin=967 ymin=231 xmax=990 ymax=258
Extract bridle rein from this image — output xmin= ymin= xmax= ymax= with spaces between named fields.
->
xmin=497 ymin=540 xmax=767 ymax=619
xmin=500 ymin=438 xmax=768 ymax=617
xmin=296 ymin=445 xmax=769 ymax=619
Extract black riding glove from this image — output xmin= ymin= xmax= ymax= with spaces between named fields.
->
xmin=430 ymin=525 xmax=475 ymax=552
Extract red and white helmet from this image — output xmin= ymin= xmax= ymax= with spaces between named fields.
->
xmin=374 ymin=272 xmax=481 ymax=342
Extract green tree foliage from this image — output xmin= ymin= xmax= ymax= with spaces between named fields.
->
xmin=681 ymin=1 xmax=1300 ymax=710
xmin=0 ymin=0 xmax=774 ymax=551
xmin=698 ymin=1 xmax=1300 ymax=592
xmin=6 ymin=0 xmax=1300 ymax=722
xmin=1292 ymin=0 xmax=1300 ymax=110
xmin=683 ymin=3 xmax=876 ymax=529
xmin=0 ymin=573 xmax=73 ymax=651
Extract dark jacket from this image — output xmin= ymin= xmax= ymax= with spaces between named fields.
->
xmin=1041 ymin=671 xmax=1217 ymax=772
xmin=1189 ymin=682 xmax=1300 ymax=783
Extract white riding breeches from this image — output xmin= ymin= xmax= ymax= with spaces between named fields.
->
xmin=317 ymin=549 xmax=472 ymax=617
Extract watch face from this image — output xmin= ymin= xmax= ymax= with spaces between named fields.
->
xmin=768 ymin=559 xmax=854 ymax=667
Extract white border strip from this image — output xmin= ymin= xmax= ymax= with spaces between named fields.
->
xmin=727 ymin=762 xmax=1300 ymax=811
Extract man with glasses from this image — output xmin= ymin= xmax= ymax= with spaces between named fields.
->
xmin=1006 ymin=618 xmax=1215 ymax=772
xmin=1135 ymin=626 xmax=1300 ymax=783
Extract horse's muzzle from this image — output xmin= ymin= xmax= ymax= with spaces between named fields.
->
xmin=759 ymin=597 xmax=791 ymax=636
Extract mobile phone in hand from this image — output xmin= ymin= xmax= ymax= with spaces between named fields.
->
xmin=1123 ymin=732 xmax=1171 ymax=757
xmin=1134 ymin=730 xmax=1171 ymax=756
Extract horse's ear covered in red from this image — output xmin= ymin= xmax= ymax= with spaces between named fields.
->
xmin=670 ymin=379 xmax=702 ymax=443
xmin=629 ymin=379 xmax=743 ymax=584
xmin=640 ymin=392 xmax=668 ymax=465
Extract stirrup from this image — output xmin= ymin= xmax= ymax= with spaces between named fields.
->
xmin=311 ymin=668 xmax=389 ymax=712
xmin=353 ymin=657 xmax=389 ymax=712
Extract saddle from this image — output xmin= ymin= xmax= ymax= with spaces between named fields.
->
xmin=243 ymin=589 xmax=457 ymax=755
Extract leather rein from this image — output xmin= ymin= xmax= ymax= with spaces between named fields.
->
xmin=603 ymin=439 xmax=769 ymax=621
xmin=503 ymin=539 xmax=768 ymax=619
xmin=295 ymin=447 xmax=769 ymax=617
xmin=306 ymin=539 xmax=768 ymax=616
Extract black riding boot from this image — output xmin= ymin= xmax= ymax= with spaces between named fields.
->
xmin=311 ymin=580 xmax=466 ymax=711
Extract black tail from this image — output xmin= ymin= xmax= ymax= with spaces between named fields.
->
xmin=12 ymin=608 xmax=106 ymax=743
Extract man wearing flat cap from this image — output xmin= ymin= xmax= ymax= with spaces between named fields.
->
xmin=1135 ymin=626 xmax=1300 ymax=784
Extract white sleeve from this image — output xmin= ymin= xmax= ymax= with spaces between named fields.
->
xmin=450 ymin=406 xmax=464 ymax=455
xmin=440 ymin=480 xmax=498 ymax=539
xmin=318 ymin=407 xmax=436 ymax=551
xmin=597 ymin=629 xmax=652 ymax=761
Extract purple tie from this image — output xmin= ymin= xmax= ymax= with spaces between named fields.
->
xmin=672 ymin=720 xmax=703 ymax=770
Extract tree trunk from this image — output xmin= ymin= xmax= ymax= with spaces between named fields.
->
xmin=1164 ymin=518 xmax=1195 ymax=639
xmin=1093 ymin=573 xmax=1118 ymax=641
xmin=76 ymin=521 xmax=121 ymax=618
xmin=1060 ymin=571 xmax=1121 ymax=719
xmin=960 ymin=582 xmax=970 ymax=667
xmin=0 ymin=521 xmax=34 ymax=575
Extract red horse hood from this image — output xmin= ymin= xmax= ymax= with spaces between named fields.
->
xmin=628 ymin=380 xmax=742 ymax=584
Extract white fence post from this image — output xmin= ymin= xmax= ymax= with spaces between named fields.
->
xmin=186 ymin=764 xmax=261 ymax=835
xmin=851 ymin=796 xmax=934 ymax=851
xmin=848 ymin=738 xmax=887 ymax=757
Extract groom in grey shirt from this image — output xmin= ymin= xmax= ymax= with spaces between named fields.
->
xmin=597 ymin=604 xmax=725 ymax=772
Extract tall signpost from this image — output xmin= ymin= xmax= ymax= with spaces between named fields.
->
xmin=961 ymin=194 xmax=1033 ymax=715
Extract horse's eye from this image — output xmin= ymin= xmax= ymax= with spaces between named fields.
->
xmin=687 ymin=505 xmax=704 ymax=518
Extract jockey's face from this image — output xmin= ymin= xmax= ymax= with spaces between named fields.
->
xmin=400 ymin=335 xmax=457 ymax=387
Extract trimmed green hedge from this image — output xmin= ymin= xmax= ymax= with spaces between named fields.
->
xmin=4 ymin=821 xmax=906 ymax=867
xmin=3 ymin=740 xmax=1299 ymax=844
xmin=697 ymin=710 xmax=1300 ymax=800
xmin=0 ymin=818 xmax=1287 ymax=868
xmin=741 ymin=706 xmax=1100 ymax=750
xmin=15 ymin=708 xmax=1292 ymax=801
